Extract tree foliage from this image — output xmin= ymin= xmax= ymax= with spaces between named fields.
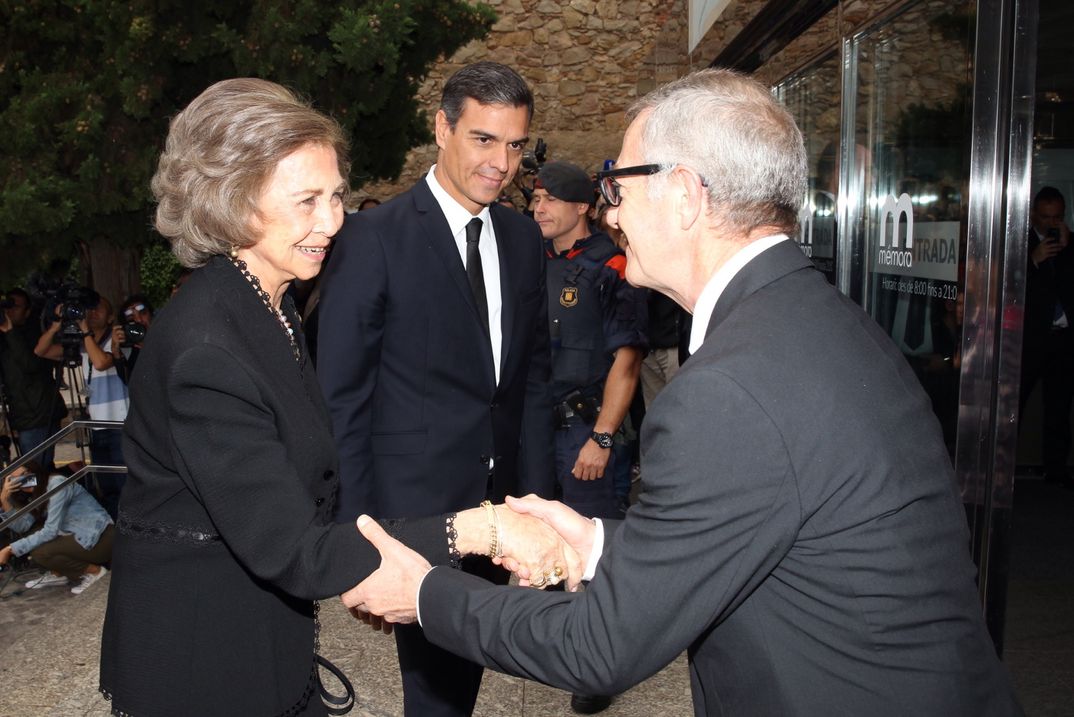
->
xmin=0 ymin=0 xmax=495 ymax=287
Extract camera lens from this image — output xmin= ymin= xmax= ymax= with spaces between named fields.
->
xmin=122 ymin=321 xmax=147 ymax=346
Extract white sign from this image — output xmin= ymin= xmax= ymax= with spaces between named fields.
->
xmin=869 ymin=193 xmax=959 ymax=282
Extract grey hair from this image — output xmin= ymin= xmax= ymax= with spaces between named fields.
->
xmin=628 ymin=68 xmax=807 ymax=236
xmin=152 ymin=78 xmax=350 ymax=268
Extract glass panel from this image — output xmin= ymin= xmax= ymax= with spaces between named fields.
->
xmin=1019 ymin=0 xmax=1074 ymax=474
xmin=842 ymin=0 xmax=976 ymax=455
xmin=775 ymin=52 xmax=842 ymax=285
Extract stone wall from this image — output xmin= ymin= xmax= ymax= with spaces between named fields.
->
xmin=352 ymin=0 xmax=966 ymax=207
xmin=358 ymin=0 xmax=700 ymax=205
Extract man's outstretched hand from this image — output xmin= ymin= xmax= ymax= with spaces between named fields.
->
xmin=342 ymin=515 xmax=430 ymax=625
xmin=494 ymin=494 xmax=596 ymax=588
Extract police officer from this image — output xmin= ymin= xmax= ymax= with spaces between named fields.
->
xmin=534 ymin=161 xmax=647 ymax=524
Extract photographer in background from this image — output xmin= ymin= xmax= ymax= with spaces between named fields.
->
xmin=0 ymin=288 xmax=67 ymax=469
xmin=111 ymin=294 xmax=153 ymax=383
xmin=1021 ymin=186 xmax=1074 ymax=487
xmin=0 ymin=460 xmax=113 ymax=594
xmin=35 ymin=292 xmax=128 ymax=517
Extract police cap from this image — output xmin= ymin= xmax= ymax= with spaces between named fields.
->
xmin=535 ymin=161 xmax=595 ymax=206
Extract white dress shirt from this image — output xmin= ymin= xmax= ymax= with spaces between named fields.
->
xmin=688 ymin=234 xmax=789 ymax=354
xmin=426 ymin=166 xmax=503 ymax=383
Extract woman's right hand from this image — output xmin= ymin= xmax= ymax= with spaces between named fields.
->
xmin=1 ymin=473 xmax=19 ymax=511
xmin=495 ymin=498 xmax=587 ymax=591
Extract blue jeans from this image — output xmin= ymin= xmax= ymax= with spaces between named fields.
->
xmin=89 ymin=429 xmax=126 ymax=520
xmin=17 ymin=424 xmax=57 ymax=470
xmin=554 ymin=416 xmax=618 ymax=520
xmin=612 ymin=439 xmax=633 ymax=502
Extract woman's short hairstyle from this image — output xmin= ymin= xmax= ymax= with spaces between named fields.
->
xmin=628 ymin=68 xmax=807 ymax=237
xmin=153 ymin=78 xmax=350 ymax=268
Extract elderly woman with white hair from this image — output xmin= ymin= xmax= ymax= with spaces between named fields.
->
xmin=98 ymin=78 xmax=575 ymax=717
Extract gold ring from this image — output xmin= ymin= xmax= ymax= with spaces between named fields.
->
xmin=530 ymin=574 xmax=546 ymax=587
xmin=553 ymin=565 xmax=564 ymax=578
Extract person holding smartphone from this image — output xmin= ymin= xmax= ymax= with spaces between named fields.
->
xmin=1021 ymin=186 xmax=1074 ymax=486
xmin=0 ymin=461 xmax=114 ymax=593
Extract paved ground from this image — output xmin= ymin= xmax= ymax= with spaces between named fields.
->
xmin=2 ymin=432 xmax=1070 ymax=716
xmin=0 ymin=571 xmax=692 ymax=717
xmin=1002 ymin=477 xmax=1074 ymax=716
xmin=1 ymin=434 xmax=691 ymax=717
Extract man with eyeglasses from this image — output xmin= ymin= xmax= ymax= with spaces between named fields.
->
xmin=346 ymin=69 xmax=1022 ymax=716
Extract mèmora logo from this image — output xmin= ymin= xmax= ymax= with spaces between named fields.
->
xmin=877 ymin=193 xmax=913 ymax=269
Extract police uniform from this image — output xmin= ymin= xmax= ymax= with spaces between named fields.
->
xmin=546 ymin=231 xmax=647 ymax=518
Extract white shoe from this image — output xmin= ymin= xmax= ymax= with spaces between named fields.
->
xmin=25 ymin=572 xmax=70 ymax=589
xmin=71 ymin=567 xmax=107 ymax=595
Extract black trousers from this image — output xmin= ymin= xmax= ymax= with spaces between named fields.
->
xmin=393 ymin=556 xmax=508 ymax=717
xmin=1020 ymin=326 xmax=1074 ymax=476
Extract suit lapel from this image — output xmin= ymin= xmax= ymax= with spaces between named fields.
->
xmin=411 ymin=180 xmax=498 ymax=382
xmin=704 ymin=240 xmax=814 ymax=342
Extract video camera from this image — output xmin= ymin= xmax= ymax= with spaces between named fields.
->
xmin=43 ymin=283 xmax=100 ymax=367
xmin=520 ymin=138 xmax=548 ymax=177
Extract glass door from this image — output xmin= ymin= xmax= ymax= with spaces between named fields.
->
xmin=840 ymin=0 xmax=976 ymax=456
xmin=835 ymin=0 xmax=1037 ymax=649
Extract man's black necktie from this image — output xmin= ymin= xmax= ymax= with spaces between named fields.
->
xmin=465 ymin=217 xmax=489 ymax=335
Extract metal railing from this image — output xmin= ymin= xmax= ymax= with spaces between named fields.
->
xmin=0 ymin=420 xmax=126 ymax=532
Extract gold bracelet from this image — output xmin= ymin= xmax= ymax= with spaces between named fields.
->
xmin=480 ymin=499 xmax=502 ymax=558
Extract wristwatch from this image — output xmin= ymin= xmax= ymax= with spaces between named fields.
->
xmin=590 ymin=431 xmax=614 ymax=449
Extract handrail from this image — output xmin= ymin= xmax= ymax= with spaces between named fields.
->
xmin=0 ymin=420 xmax=126 ymax=533
xmin=2 ymin=420 xmax=122 ymax=474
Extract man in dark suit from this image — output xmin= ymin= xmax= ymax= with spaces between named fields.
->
xmin=317 ymin=61 xmax=554 ymax=716
xmin=343 ymin=68 xmax=1022 ymax=716
xmin=1020 ymin=186 xmax=1074 ymax=485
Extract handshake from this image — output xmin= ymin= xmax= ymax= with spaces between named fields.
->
xmin=342 ymin=495 xmax=597 ymax=626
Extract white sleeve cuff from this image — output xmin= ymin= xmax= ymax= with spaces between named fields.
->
xmin=415 ymin=565 xmax=435 ymax=628
xmin=581 ymin=518 xmax=605 ymax=582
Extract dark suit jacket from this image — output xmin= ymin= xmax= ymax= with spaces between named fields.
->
xmin=99 ymin=257 xmax=447 ymax=717
xmin=1025 ymin=228 xmax=1074 ymax=347
xmin=318 ymin=178 xmax=554 ymax=520
xmin=418 ymin=240 xmax=1021 ymax=716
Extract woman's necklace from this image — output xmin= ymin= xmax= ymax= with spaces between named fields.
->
xmin=229 ymin=256 xmax=301 ymax=363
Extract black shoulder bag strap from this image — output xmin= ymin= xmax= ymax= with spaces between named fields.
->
xmin=316 ymin=654 xmax=356 ymax=715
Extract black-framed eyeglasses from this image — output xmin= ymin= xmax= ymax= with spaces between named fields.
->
xmin=595 ymin=164 xmax=666 ymax=207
